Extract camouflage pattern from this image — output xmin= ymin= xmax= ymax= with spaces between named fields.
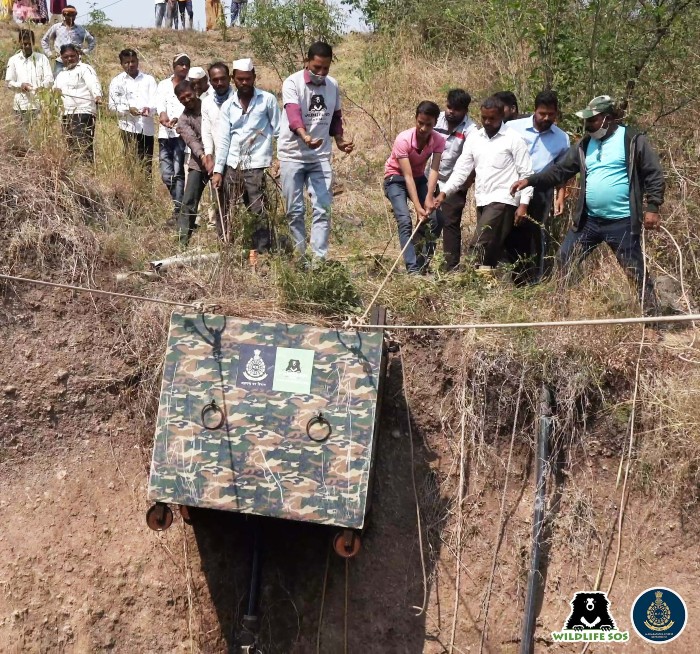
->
xmin=148 ymin=313 xmax=385 ymax=529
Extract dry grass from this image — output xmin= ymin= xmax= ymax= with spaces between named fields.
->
xmin=2 ymin=19 xmax=700 ymax=652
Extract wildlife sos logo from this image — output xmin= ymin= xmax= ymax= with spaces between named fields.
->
xmin=630 ymin=587 xmax=687 ymax=643
xmin=551 ymin=592 xmax=629 ymax=642
xmin=309 ymin=94 xmax=327 ymax=113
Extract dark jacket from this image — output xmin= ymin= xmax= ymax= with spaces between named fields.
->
xmin=528 ymin=126 xmax=665 ymax=234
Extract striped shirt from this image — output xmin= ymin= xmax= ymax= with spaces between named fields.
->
xmin=430 ymin=112 xmax=477 ymax=182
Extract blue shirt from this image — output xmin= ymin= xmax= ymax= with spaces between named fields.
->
xmin=585 ymin=126 xmax=629 ymax=219
xmin=214 ymin=88 xmax=281 ymax=172
xmin=41 ymin=23 xmax=96 ymax=61
xmin=509 ymin=115 xmax=570 ymax=173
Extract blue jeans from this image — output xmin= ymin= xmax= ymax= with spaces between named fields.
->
xmin=155 ymin=2 xmax=167 ymax=27
xmin=280 ymin=159 xmax=333 ymax=259
xmin=174 ymin=0 xmax=193 ymax=28
xmin=559 ymin=215 xmax=656 ymax=309
xmin=384 ymin=174 xmax=438 ymax=273
xmin=158 ymin=137 xmax=186 ymax=215
xmin=230 ymin=0 xmax=247 ymax=25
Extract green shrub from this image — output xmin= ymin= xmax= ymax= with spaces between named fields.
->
xmin=247 ymin=0 xmax=342 ymax=80
xmin=276 ymin=258 xmax=362 ymax=316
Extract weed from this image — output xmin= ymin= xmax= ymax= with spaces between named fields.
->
xmin=275 ymin=257 xmax=362 ymax=316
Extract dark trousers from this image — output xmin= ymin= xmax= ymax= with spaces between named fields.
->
xmin=177 ymin=168 xmax=209 ymax=244
xmin=222 ymin=167 xmax=270 ymax=251
xmin=62 ymin=113 xmax=96 ymax=161
xmin=504 ymin=188 xmax=552 ymax=285
xmin=384 ymin=174 xmax=438 ymax=274
xmin=559 ymin=216 xmax=657 ymax=310
xmin=435 ymin=186 xmax=467 ymax=271
xmin=120 ymin=131 xmax=154 ymax=177
xmin=470 ymin=203 xmax=516 ymax=266
xmin=158 ymin=136 xmax=186 ymax=216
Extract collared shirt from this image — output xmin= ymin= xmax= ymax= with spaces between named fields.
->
xmin=156 ymin=75 xmax=185 ymax=139
xmin=384 ymin=128 xmax=446 ymax=178
xmin=214 ymin=88 xmax=280 ymax=172
xmin=53 ymin=63 xmax=102 ymax=116
xmin=278 ymin=69 xmax=340 ymax=163
xmin=5 ymin=50 xmax=53 ymax=111
xmin=201 ymin=89 xmax=232 ymax=156
xmin=508 ymin=115 xmax=570 ymax=173
xmin=41 ymin=23 xmax=96 ymax=61
xmin=441 ymin=123 xmax=534 ymax=207
xmin=430 ymin=112 xmax=477 ymax=181
xmin=108 ymin=71 xmax=157 ymax=136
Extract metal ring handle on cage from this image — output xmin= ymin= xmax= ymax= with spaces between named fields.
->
xmin=201 ymin=399 xmax=226 ymax=430
xmin=306 ymin=412 xmax=332 ymax=443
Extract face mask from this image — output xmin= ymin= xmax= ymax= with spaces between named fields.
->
xmin=588 ymin=116 xmax=610 ymax=140
xmin=308 ymin=70 xmax=325 ymax=85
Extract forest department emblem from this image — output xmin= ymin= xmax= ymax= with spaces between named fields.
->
xmin=244 ymin=349 xmax=268 ymax=381
xmin=645 ymin=591 xmax=673 ymax=631
xmin=631 ymin=587 xmax=687 ymax=643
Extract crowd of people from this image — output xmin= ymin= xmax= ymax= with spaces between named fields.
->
xmin=4 ymin=15 xmax=666 ymax=312
xmin=155 ymin=0 xmax=249 ymax=30
xmin=2 ymin=0 xmax=67 ymax=24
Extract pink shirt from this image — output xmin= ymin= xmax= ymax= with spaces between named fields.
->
xmin=384 ymin=128 xmax=446 ymax=178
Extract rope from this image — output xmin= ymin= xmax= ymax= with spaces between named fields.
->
xmin=315 ymin=541 xmax=331 ymax=654
xmin=660 ymin=225 xmax=695 ymax=324
xmin=448 ymin=365 xmax=468 ymax=654
xmin=399 ymin=348 xmax=429 ymax=617
xmin=478 ymin=369 xmax=525 ymax=654
xmin=344 ymin=558 xmax=349 ymax=654
xmin=0 ymin=273 xmax=198 ymax=309
xmin=349 ymin=312 xmax=700 ymax=331
xmin=346 ymin=220 xmax=424 ymax=328
xmin=211 ymin=181 xmax=229 ymax=244
xmin=581 ymin=231 xmax=650 ymax=654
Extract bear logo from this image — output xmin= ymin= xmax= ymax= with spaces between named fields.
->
xmin=309 ymin=94 xmax=327 ymax=112
xmin=285 ymin=359 xmax=301 ymax=373
xmin=564 ymin=592 xmax=617 ymax=631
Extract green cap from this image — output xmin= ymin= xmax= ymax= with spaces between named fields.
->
xmin=575 ymin=95 xmax=615 ymax=119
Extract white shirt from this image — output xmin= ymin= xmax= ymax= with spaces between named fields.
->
xmin=5 ymin=51 xmax=53 ymax=111
xmin=201 ymin=90 xmax=231 ymax=156
xmin=53 ymin=63 xmax=102 ymax=116
xmin=156 ymin=75 xmax=185 ymax=139
xmin=108 ymin=71 xmax=157 ymax=136
xmin=278 ymin=69 xmax=340 ymax=163
xmin=214 ymin=88 xmax=280 ymax=172
xmin=441 ymin=122 xmax=534 ymax=207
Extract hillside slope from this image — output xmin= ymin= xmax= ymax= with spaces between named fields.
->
xmin=0 ymin=20 xmax=699 ymax=654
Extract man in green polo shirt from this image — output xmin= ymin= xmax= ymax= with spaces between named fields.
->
xmin=511 ymin=95 xmax=665 ymax=313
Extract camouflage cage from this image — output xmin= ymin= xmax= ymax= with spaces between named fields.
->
xmin=148 ymin=312 xmax=387 ymax=529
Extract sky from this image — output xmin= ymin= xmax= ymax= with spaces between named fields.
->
xmin=68 ymin=0 xmax=366 ymax=32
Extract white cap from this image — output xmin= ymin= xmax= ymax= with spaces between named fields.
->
xmin=232 ymin=58 xmax=254 ymax=72
xmin=188 ymin=67 xmax=207 ymax=81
